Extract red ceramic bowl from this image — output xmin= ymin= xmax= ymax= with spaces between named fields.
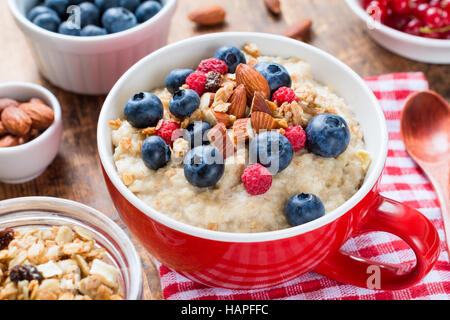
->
xmin=97 ymin=32 xmax=440 ymax=290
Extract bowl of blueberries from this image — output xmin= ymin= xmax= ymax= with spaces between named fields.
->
xmin=7 ymin=0 xmax=177 ymax=95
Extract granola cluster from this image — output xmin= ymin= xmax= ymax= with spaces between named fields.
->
xmin=0 ymin=226 xmax=123 ymax=300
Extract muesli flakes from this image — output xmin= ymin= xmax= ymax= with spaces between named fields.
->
xmin=0 ymin=226 xmax=124 ymax=300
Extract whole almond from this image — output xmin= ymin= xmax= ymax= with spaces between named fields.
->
xmin=0 ymin=121 xmax=6 ymax=136
xmin=284 ymin=18 xmax=313 ymax=40
xmin=188 ymin=5 xmax=226 ymax=26
xmin=1 ymin=106 xmax=32 ymax=136
xmin=0 ymin=135 xmax=21 ymax=148
xmin=227 ymin=84 xmax=247 ymax=119
xmin=264 ymin=0 xmax=281 ymax=15
xmin=29 ymin=98 xmax=46 ymax=105
xmin=250 ymin=92 xmax=272 ymax=115
xmin=18 ymin=132 xmax=31 ymax=145
xmin=235 ymin=64 xmax=271 ymax=101
xmin=0 ymin=98 xmax=19 ymax=114
xmin=19 ymin=102 xmax=54 ymax=130
xmin=29 ymin=128 xmax=40 ymax=140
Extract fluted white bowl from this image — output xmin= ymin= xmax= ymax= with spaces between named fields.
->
xmin=7 ymin=0 xmax=177 ymax=95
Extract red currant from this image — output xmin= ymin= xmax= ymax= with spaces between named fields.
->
xmin=424 ymin=7 xmax=448 ymax=28
xmin=391 ymin=0 xmax=410 ymax=14
xmin=366 ymin=0 xmax=390 ymax=22
xmin=442 ymin=30 xmax=450 ymax=39
xmin=414 ymin=3 xmax=430 ymax=19
xmin=385 ymin=13 xmax=411 ymax=30
xmin=403 ymin=18 xmax=424 ymax=35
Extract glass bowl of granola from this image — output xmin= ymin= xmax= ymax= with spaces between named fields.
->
xmin=0 ymin=197 xmax=142 ymax=300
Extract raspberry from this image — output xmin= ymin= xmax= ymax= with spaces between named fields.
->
xmin=197 ymin=58 xmax=228 ymax=75
xmin=156 ymin=121 xmax=181 ymax=147
xmin=272 ymin=87 xmax=298 ymax=105
xmin=284 ymin=126 xmax=306 ymax=152
xmin=186 ymin=71 xmax=207 ymax=96
xmin=241 ymin=164 xmax=272 ymax=196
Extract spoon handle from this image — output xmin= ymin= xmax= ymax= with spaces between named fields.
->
xmin=425 ymin=161 xmax=450 ymax=257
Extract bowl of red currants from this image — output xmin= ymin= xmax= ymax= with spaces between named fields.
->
xmin=346 ymin=0 xmax=450 ymax=64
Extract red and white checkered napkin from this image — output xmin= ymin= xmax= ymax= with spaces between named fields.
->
xmin=154 ymin=72 xmax=450 ymax=300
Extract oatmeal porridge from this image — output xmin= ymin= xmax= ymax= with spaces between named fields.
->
xmin=109 ymin=44 xmax=371 ymax=233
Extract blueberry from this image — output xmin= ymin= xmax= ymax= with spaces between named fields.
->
xmin=285 ymin=193 xmax=325 ymax=226
xmin=184 ymin=122 xmax=211 ymax=149
xmin=169 ymin=89 xmax=200 ymax=119
xmin=78 ymin=2 xmax=100 ymax=27
xmin=68 ymin=0 xmax=85 ymax=5
xmin=305 ymin=113 xmax=350 ymax=158
xmin=44 ymin=0 xmax=70 ymax=18
xmin=254 ymin=62 xmax=292 ymax=95
xmin=27 ymin=6 xmax=59 ymax=21
xmin=213 ymin=46 xmax=246 ymax=73
xmin=119 ymin=0 xmax=141 ymax=12
xmin=32 ymin=13 xmax=61 ymax=32
xmin=80 ymin=24 xmax=107 ymax=36
xmin=142 ymin=136 xmax=171 ymax=171
xmin=124 ymin=92 xmax=163 ymax=128
xmin=184 ymin=146 xmax=225 ymax=188
xmin=135 ymin=1 xmax=162 ymax=23
xmin=101 ymin=7 xmax=137 ymax=33
xmin=58 ymin=21 xmax=80 ymax=35
xmin=94 ymin=0 xmax=119 ymax=11
xmin=249 ymin=131 xmax=293 ymax=174
xmin=165 ymin=69 xmax=194 ymax=94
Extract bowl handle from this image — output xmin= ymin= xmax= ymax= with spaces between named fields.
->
xmin=314 ymin=193 xmax=441 ymax=290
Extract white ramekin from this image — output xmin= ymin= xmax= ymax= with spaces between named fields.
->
xmin=345 ymin=0 xmax=450 ymax=64
xmin=0 ymin=82 xmax=62 ymax=184
xmin=7 ymin=0 xmax=177 ymax=95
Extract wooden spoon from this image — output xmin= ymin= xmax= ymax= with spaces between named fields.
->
xmin=401 ymin=90 xmax=450 ymax=256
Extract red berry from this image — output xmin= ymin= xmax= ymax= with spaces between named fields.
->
xmin=242 ymin=164 xmax=272 ymax=196
xmin=429 ymin=0 xmax=442 ymax=7
xmin=391 ymin=0 xmax=410 ymax=14
xmin=186 ymin=71 xmax=207 ymax=96
xmin=403 ymin=18 xmax=423 ymax=35
xmin=156 ymin=121 xmax=181 ymax=147
xmin=409 ymin=0 xmax=427 ymax=13
xmin=442 ymin=30 xmax=450 ymax=39
xmin=414 ymin=3 xmax=430 ymax=19
xmin=197 ymin=58 xmax=228 ymax=75
xmin=272 ymin=87 xmax=298 ymax=105
xmin=424 ymin=6 xmax=448 ymax=28
xmin=385 ymin=13 xmax=411 ymax=30
xmin=284 ymin=126 xmax=306 ymax=152
xmin=366 ymin=0 xmax=390 ymax=22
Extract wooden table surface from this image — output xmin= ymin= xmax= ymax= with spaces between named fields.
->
xmin=0 ymin=0 xmax=449 ymax=300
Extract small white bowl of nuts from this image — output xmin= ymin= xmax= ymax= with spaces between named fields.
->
xmin=0 ymin=82 xmax=62 ymax=184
